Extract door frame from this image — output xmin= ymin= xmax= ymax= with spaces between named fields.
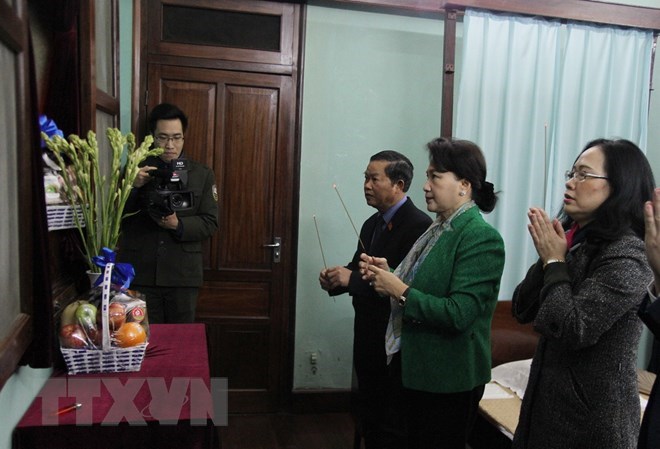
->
xmin=133 ymin=0 xmax=305 ymax=412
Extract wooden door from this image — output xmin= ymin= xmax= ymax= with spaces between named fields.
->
xmin=146 ymin=64 xmax=296 ymax=412
xmin=140 ymin=0 xmax=301 ymax=412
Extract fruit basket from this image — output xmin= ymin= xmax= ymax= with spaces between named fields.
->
xmin=61 ymin=343 xmax=147 ymax=375
xmin=59 ymin=262 xmax=149 ymax=374
xmin=46 ymin=204 xmax=86 ymax=231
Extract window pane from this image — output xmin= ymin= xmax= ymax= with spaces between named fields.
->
xmin=95 ymin=110 xmax=115 ymax=180
xmin=95 ymin=0 xmax=114 ymax=93
xmin=162 ymin=4 xmax=281 ymax=52
xmin=0 ymin=42 xmax=20 ymax=338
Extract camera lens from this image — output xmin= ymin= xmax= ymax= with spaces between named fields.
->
xmin=170 ymin=193 xmax=187 ymax=209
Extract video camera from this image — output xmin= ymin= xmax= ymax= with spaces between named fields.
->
xmin=144 ymin=158 xmax=194 ymax=217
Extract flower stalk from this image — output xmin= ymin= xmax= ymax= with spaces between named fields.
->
xmin=42 ymin=129 xmax=163 ymax=272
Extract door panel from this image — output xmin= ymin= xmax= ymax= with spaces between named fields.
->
xmin=147 ymin=64 xmax=295 ymax=412
xmin=146 ymin=0 xmax=298 ymax=66
xmin=222 ymin=85 xmax=279 ymax=267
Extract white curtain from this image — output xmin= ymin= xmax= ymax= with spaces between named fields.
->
xmin=455 ymin=9 xmax=653 ymax=299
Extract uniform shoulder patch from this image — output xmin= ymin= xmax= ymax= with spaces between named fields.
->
xmin=212 ymin=184 xmax=218 ymax=202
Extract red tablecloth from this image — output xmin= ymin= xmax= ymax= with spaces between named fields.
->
xmin=13 ymin=324 xmax=218 ymax=449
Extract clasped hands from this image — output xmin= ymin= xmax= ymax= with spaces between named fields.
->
xmin=359 ymin=254 xmax=408 ymax=298
xmin=527 ymin=207 xmax=567 ymax=265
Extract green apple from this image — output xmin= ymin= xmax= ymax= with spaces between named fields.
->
xmin=75 ymin=303 xmax=98 ymax=331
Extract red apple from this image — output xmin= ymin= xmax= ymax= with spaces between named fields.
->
xmin=60 ymin=324 xmax=88 ymax=349
xmin=108 ymin=302 xmax=127 ymax=331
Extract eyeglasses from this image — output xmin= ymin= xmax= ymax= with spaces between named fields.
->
xmin=564 ymin=169 xmax=608 ymax=182
xmin=154 ymin=134 xmax=184 ymax=144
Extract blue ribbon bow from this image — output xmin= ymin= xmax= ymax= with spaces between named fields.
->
xmin=39 ymin=115 xmax=64 ymax=148
xmin=91 ymin=247 xmax=135 ymax=289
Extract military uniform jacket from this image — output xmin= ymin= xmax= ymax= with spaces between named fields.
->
xmin=118 ymin=155 xmax=218 ymax=287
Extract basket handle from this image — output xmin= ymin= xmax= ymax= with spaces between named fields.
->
xmin=101 ymin=262 xmax=114 ymax=351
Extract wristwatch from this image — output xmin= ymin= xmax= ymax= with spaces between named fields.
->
xmin=398 ymin=287 xmax=411 ymax=307
xmin=543 ymin=258 xmax=565 ymax=269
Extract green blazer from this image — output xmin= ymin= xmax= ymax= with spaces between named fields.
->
xmin=401 ymin=206 xmax=505 ymax=393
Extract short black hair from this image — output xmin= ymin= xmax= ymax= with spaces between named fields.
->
xmin=560 ymin=138 xmax=655 ymax=240
xmin=147 ymin=103 xmax=188 ymax=135
xmin=426 ymin=137 xmax=498 ymax=213
xmin=370 ymin=150 xmax=414 ymax=192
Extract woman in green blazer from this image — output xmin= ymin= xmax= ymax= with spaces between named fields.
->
xmin=362 ymin=137 xmax=505 ymax=449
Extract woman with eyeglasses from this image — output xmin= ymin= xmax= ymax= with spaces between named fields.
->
xmin=511 ymin=138 xmax=655 ymax=449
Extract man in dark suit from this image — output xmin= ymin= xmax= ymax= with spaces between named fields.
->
xmin=319 ymin=150 xmax=431 ymax=449
xmin=119 ymin=103 xmax=218 ymax=324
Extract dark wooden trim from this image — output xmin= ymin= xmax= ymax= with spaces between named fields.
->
xmin=285 ymin=2 xmax=307 ymax=413
xmin=290 ymin=389 xmax=352 ymax=413
xmin=323 ymin=0 xmax=442 ymax=13
xmin=441 ymin=9 xmax=456 ymax=137
xmin=0 ymin=2 xmax=22 ymax=51
xmin=317 ymin=0 xmax=660 ymax=30
xmin=443 ymin=0 xmax=660 ymax=30
xmin=132 ymin=0 xmax=145 ymax=136
xmin=111 ymin=0 xmax=119 ymax=100
xmin=0 ymin=314 xmax=33 ymax=391
xmin=80 ymin=1 xmax=121 ymax=130
xmin=0 ymin=0 xmax=37 ymax=392
xmin=96 ymin=88 xmax=120 ymax=114
xmin=79 ymin=0 xmax=95 ymax=133
xmin=146 ymin=54 xmax=296 ymax=76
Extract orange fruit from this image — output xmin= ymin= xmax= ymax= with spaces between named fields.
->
xmin=114 ymin=322 xmax=147 ymax=347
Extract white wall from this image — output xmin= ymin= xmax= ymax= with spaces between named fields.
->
xmin=294 ymin=5 xmax=444 ymax=389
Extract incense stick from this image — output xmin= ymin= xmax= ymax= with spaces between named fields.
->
xmin=313 ymin=215 xmax=328 ymax=270
xmin=333 ymin=184 xmax=366 ymax=252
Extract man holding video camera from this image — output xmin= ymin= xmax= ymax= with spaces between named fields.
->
xmin=119 ymin=103 xmax=218 ymax=323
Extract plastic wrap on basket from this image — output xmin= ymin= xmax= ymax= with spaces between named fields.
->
xmin=60 ymin=262 xmax=149 ymax=374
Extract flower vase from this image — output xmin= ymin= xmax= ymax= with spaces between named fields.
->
xmin=86 ymin=270 xmax=101 ymax=287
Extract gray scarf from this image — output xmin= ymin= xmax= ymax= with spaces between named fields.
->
xmin=385 ymin=200 xmax=476 ymax=362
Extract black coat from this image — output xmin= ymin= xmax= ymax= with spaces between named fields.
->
xmin=513 ymin=234 xmax=650 ymax=449
xmin=329 ymin=197 xmax=431 ymax=385
xmin=639 ymin=293 xmax=660 ymax=449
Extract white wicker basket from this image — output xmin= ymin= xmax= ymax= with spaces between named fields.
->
xmin=47 ymin=204 xmax=86 ymax=231
xmin=61 ymin=263 xmax=147 ymax=374
xmin=61 ymin=343 xmax=147 ymax=374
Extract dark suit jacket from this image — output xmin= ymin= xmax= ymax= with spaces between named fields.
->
xmin=329 ymin=197 xmax=431 ymax=383
xmin=118 ymin=155 xmax=218 ymax=287
xmin=639 ymin=293 xmax=660 ymax=449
